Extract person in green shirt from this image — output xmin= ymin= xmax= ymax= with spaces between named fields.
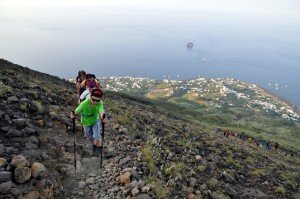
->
xmin=71 ymin=88 xmax=105 ymax=155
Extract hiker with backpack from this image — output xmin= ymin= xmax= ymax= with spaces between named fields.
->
xmin=70 ymin=88 xmax=105 ymax=156
xmin=76 ymin=70 xmax=86 ymax=97
xmin=79 ymin=73 xmax=100 ymax=102
xmin=81 ymin=73 xmax=99 ymax=90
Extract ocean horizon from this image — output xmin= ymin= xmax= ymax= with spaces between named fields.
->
xmin=1 ymin=0 xmax=299 ymax=106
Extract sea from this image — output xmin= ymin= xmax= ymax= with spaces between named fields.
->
xmin=1 ymin=1 xmax=300 ymax=106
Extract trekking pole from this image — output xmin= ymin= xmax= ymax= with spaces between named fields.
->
xmin=72 ymin=111 xmax=77 ymax=176
xmin=100 ymin=112 xmax=106 ymax=170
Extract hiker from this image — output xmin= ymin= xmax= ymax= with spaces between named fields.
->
xmin=242 ymin=134 xmax=247 ymax=141
xmin=224 ymin=130 xmax=229 ymax=137
xmin=76 ymin=70 xmax=86 ymax=97
xmin=80 ymin=73 xmax=100 ymax=90
xmin=238 ymin=132 xmax=243 ymax=139
xmin=226 ymin=131 xmax=230 ymax=138
xmin=70 ymin=88 xmax=104 ymax=156
xmin=215 ymin=127 xmax=221 ymax=133
xmin=253 ymin=138 xmax=259 ymax=146
xmin=266 ymin=140 xmax=271 ymax=150
xmin=255 ymin=139 xmax=260 ymax=146
xmin=79 ymin=73 xmax=100 ymax=102
xmin=274 ymin=142 xmax=279 ymax=151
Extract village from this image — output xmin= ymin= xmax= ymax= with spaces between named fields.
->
xmin=94 ymin=76 xmax=300 ymax=122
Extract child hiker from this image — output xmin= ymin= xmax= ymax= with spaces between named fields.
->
xmin=70 ymin=88 xmax=105 ymax=156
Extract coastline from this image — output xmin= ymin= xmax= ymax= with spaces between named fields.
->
xmin=258 ymin=85 xmax=300 ymax=115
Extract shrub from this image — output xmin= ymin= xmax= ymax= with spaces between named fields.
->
xmin=19 ymin=103 xmax=28 ymax=111
xmin=0 ymin=81 xmax=12 ymax=97
xmin=141 ymin=146 xmax=155 ymax=174
xmin=275 ymin=186 xmax=286 ymax=195
xmin=225 ymin=156 xmax=234 ymax=164
xmin=146 ymin=177 xmax=170 ymax=199
xmin=116 ymin=112 xmax=131 ymax=126
xmin=279 ymin=171 xmax=298 ymax=189
xmin=163 ymin=162 xmax=185 ymax=177
xmin=34 ymin=101 xmax=44 ymax=113
xmin=110 ymin=105 xmax=119 ymax=114
xmin=175 ymin=140 xmax=191 ymax=149
xmin=245 ymin=156 xmax=255 ymax=164
xmin=251 ymin=168 xmax=267 ymax=177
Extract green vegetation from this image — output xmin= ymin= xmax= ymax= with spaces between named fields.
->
xmin=251 ymin=168 xmax=267 ymax=177
xmin=116 ymin=112 xmax=131 ymax=126
xmin=141 ymin=145 xmax=155 ymax=174
xmin=146 ymin=177 xmax=170 ymax=199
xmin=175 ymin=140 xmax=191 ymax=150
xmin=19 ymin=103 xmax=28 ymax=111
xmin=34 ymin=100 xmax=44 ymax=113
xmin=106 ymin=101 xmax=119 ymax=114
xmin=109 ymin=89 xmax=300 ymax=152
xmin=278 ymin=171 xmax=299 ymax=189
xmin=197 ymin=165 xmax=206 ymax=172
xmin=104 ymin=76 xmax=300 ymax=153
xmin=225 ymin=156 xmax=234 ymax=164
xmin=163 ymin=162 xmax=185 ymax=177
xmin=0 ymin=81 xmax=12 ymax=97
xmin=275 ymin=186 xmax=286 ymax=195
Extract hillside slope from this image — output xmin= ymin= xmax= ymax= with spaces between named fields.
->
xmin=0 ymin=59 xmax=299 ymax=198
xmin=96 ymin=76 xmax=300 ymax=153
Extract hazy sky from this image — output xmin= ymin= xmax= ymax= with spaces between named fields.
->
xmin=1 ymin=0 xmax=300 ymax=25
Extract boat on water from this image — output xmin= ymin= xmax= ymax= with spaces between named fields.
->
xmin=187 ymin=42 xmax=193 ymax=48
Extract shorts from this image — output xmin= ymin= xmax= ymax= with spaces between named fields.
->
xmin=79 ymin=86 xmax=86 ymax=95
xmin=83 ymin=119 xmax=102 ymax=142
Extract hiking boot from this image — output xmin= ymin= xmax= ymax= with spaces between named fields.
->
xmin=91 ymin=145 xmax=97 ymax=155
xmin=93 ymin=147 xmax=102 ymax=156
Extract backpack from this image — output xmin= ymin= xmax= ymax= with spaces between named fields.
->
xmin=85 ymin=73 xmax=98 ymax=89
xmin=86 ymin=78 xmax=97 ymax=89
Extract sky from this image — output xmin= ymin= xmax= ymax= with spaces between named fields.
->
xmin=1 ymin=0 xmax=300 ymax=23
xmin=0 ymin=0 xmax=300 ymax=31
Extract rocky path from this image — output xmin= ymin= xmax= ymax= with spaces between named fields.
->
xmin=58 ymin=123 xmax=154 ymax=199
